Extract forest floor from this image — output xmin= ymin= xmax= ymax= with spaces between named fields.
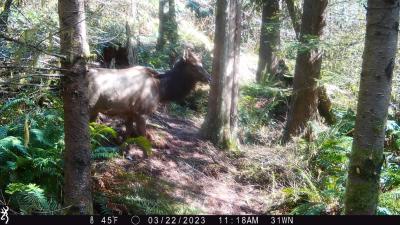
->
xmin=92 ymin=111 xmax=294 ymax=215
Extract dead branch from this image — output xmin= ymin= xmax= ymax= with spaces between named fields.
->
xmin=0 ymin=33 xmax=66 ymax=59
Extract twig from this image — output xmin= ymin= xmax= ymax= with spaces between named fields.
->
xmin=0 ymin=65 xmax=65 ymax=71
xmin=4 ymin=74 xmax=63 ymax=78
xmin=0 ymin=81 xmax=58 ymax=87
xmin=0 ymin=33 xmax=66 ymax=59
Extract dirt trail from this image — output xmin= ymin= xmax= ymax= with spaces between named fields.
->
xmin=96 ymin=113 xmax=269 ymax=214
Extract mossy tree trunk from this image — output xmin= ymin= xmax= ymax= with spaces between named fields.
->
xmin=256 ymin=0 xmax=280 ymax=83
xmin=58 ymin=0 xmax=92 ymax=215
xmin=201 ymin=0 xmax=241 ymax=150
xmin=0 ymin=0 xmax=13 ymax=51
xmin=167 ymin=0 xmax=178 ymax=45
xmin=282 ymin=0 xmax=328 ymax=142
xmin=157 ymin=0 xmax=178 ymax=50
xmin=0 ymin=0 xmax=13 ymax=32
xmin=157 ymin=0 xmax=167 ymax=49
xmin=344 ymin=0 xmax=400 ymax=215
xmin=285 ymin=0 xmax=336 ymax=127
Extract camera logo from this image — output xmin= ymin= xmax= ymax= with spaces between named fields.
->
xmin=0 ymin=206 xmax=9 ymax=225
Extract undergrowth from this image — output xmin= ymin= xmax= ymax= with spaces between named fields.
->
xmin=235 ymin=84 xmax=400 ymax=215
xmin=0 ymin=93 xmax=122 ymax=214
xmin=238 ymin=82 xmax=290 ymax=144
xmin=278 ymin=109 xmax=400 ymax=215
xmin=93 ymin=170 xmax=201 ymax=215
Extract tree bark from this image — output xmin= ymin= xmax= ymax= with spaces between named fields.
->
xmin=157 ymin=0 xmax=177 ymax=50
xmin=284 ymin=0 xmax=336 ymax=126
xmin=283 ymin=0 xmax=328 ymax=143
xmin=256 ymin=0 xmax=280 ymax=83
xmin=126 ymin=0 xmax=137 ymax=66
xmin=0 ymin=0 xmax=13 ymax=32
xmin=284 ymin=0 xmax=301 ymax=39
xmin=317 ymin=86 xmax=336 ymax=125
xmin=201 ymin=0 xmax=241 ymax=149
xmin=167 ymin=0 xmax=178 ymax=45
xmin=345 ymin=0 xmax=400 ymax=215
xmin=157 ymin=0 xmax=167 ymax=49
xmin=58 ymin=0 xmax=92 ymax=215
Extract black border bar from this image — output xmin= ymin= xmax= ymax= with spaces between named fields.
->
xmin=4 ymin=215 xmax=400 ymax=225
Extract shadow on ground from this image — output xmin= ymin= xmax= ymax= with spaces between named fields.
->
xmin=93 ymin=112 xmax=268 ymax=215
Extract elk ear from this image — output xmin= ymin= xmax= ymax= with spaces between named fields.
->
xmin=182 ymin=49 xmax=189 ymax=61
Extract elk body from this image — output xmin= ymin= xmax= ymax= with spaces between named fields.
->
xmin=88 ymin=51 xmax=210 ymax=139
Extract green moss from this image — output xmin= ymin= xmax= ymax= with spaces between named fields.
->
xmin=344 ymin=175 xmax=380 ymax=214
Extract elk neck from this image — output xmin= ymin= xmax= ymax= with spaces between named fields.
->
xmin=159 ymin=61 xmax=197 ymax=102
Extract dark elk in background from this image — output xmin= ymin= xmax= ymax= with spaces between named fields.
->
xmin=100 ymin=43 xmax=131 ymax=69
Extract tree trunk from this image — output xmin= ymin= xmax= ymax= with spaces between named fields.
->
xmin=157 ymin=0 xmax=177 ymax=50
xmin=201 ymin=0 xmax=241 ymax=150
xmin=317 ymin=86 xmax=336 ymax=125
xmin=282 ymin=0 xmax=328 ymax=143
xmin=256 ymin=0 xmax=280 ymax=83
xmin=126 ymin=0 xmax=137 ymax=66
xmin=157 ymin=0 xmax=167 ymax=50
xmin=285 ymin=0 xmax=336 ymax=126
xmin=345 ymin=0 xmax=400 ymax=215
xmin=167 ymin=0 xmax=178 ymax=45
xmin=58 ymin=0 xmax=92 ymax=215
xmin=284 ymin=0 xmax=301 ymax=39
xmin=0 ymin=0 xmax=13 ymax=32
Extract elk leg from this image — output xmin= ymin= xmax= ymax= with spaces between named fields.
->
xmin=89 ymin=110 xmax=98 ymax=122
xmin=125 ymin=116 xmax=135 ymax=138
xmin=135 ymin=115 xmax=147 ymax=137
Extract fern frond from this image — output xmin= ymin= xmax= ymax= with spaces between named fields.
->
xmin=92 ymin=147 xmax=119 ymax=160
xmin=124 ymin=136 xmax=152 ymax=156
xmin=5 ymin=183 xmax=55 ymax=214
xmin=0 ymin=98 xmax=34 ymax=114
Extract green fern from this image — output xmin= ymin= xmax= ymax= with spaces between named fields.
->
xmin=0 ymin=98 xmax=34 ymax=114
xmin=90 ymin=122 xmax=118 ymax=148
xmin=0 ymin=126 xmax=8 ymax=139
xmin=94 ymin=193 xmax=113 ymax=215
xmin=5 ymin=183 xmax=59 ymax=215
xmin=291 ymin=203 xmax=327 ymax=215
xmin=379 ymin=188 xmax=400 ymax=215
xmin=0 ymin=136 xmax=29 ymax=156
xmin=92 ymin=146 xmax=119 ymax=160
xmin=124 ymin=136 xmax=152 ymax=157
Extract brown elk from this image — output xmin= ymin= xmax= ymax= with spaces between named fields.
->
xmin=88 ymin=50 xmax=210 ymax=140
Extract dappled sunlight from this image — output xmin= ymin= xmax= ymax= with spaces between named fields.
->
xmin=238 ymin=52 xmax=258 ymax=85
xmin=92 ymin=113 xmax=269 ymax=214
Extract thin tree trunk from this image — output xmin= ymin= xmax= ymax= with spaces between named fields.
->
xmin=283 ymin=0 xmax=328 ymax=142
xmin=157 ymin=0 xmax=177 ymax=50
xmin=167 ymin=0 xmax=178 ymax=45
xmin=58 ymin=0 xmax=92 ymax=214
xmin=230 ymin=0 xmax=241 ymax=139
xmin=256 ymin=0 xmax=280 ymax=83
xmin=201 ymin=0 xmax=241 ymax=149
xmin=126 ymin=0 xmax=137 ymax=66
xmin=284 ymin=0 xmax=301 ymax=39
xmin=345 ymin=0 xmax=400 ymax=215
xmin=0 ymin=0 xmax=13 ymax=32
xmin=157 ymin=0 xmax=166 ymax=50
